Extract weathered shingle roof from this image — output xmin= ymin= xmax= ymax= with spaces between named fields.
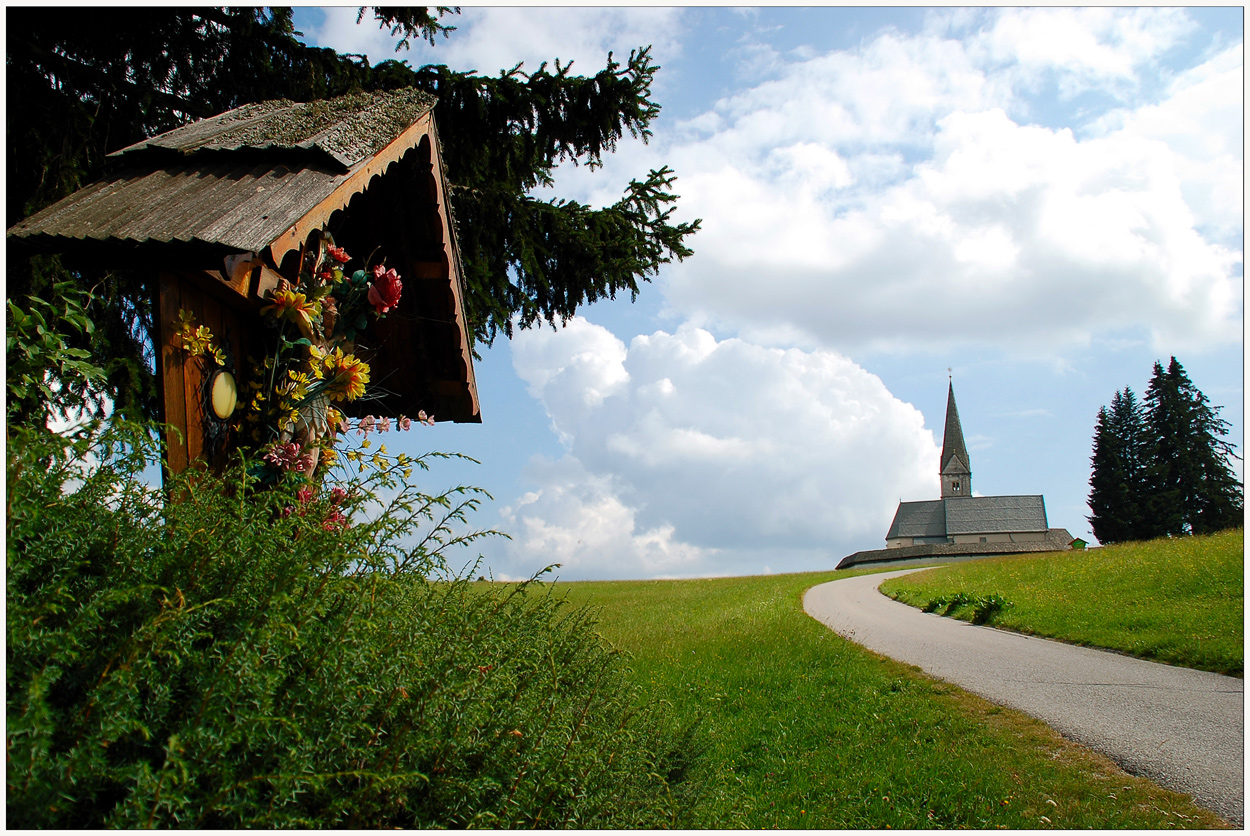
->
xmin=887 ymin=495 xmax=1049 ymax=540
xmin=109 ymin=88 xmax=437 ymax=170
xmin=945 ymin=495 xmax=1047 ymax=534
xmin=8 ymin=88 xmax=438 ymax=261
xmin=10 ymin=158 xmax=344 ymax=257
xmin=886 ymin=499 xmax=947 ymax=539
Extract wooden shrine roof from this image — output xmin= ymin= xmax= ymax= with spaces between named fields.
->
xmin=7 ymin=88 xmax=480 ymax=424
xmin=8 ymin=89 xmax=440 ymax=263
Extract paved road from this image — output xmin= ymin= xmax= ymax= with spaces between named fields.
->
xmin=803 ymin=569 xmax=1244 ymax=825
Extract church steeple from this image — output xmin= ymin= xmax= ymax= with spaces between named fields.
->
xmin=940 ymin=379 xmax=971 ymax=498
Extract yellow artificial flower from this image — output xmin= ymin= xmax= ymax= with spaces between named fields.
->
xmin=260 ymin=288 xmax=321 ymax=339
xmin=322 ymin=347 xmax=370 ymax=402
xmin=285 ymin=370 xmax=312 ymax=400
xmin=174 ymin=311 xmax=224 ymax=364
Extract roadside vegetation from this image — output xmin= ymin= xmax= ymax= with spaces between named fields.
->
xmin=6 ymin=422 xmax=695 ymax=828
xmin=880 ymin=530 xmax=1243 ymax=676
xmin=556 ymin=571 xmax=1228 ymax=828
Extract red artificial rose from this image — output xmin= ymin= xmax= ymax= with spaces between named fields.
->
xmin=367 ymin=265 xmax=403 ymax=315
xmin=327 ymin=244 xmax=351 ymax=263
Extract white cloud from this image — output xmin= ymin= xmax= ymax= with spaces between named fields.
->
xmin=647 ymin=15 xmax=1242 ymax=357
xmin=1088 ymin=43 xmax=1243 ymax=245
xmin=303 ymin=8 xmax=403 ymax=65
xmin=492 ymin=318 xmax=939 ymax=579
xmin=499 ymin=457 xmax=714 ymax=579
xmin=972 ymin=7 xmax=1196 ymax=97
xmin=308 ymin=7 xmax=685 ymax=81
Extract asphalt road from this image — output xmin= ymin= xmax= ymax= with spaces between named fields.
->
xmin=803 ymin=568 xmax=1244 ymax=825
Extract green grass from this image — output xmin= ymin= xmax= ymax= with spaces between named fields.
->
xmin=547 ymin=569 xmax=1228 ymax=829
xmin=880 ymin=529 xmax=1243 ymax=676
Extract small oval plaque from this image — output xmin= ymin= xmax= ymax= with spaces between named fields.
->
xmin=210 ymin=370 xmax=238 ymax=420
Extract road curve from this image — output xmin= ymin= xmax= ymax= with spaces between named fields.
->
xmin=803 ymin=569 xmax=1244 ymax=825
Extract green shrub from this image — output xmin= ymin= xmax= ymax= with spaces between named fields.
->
xmin=7 ymin=421 xmax=691 ymax=828
xmin=6 ymin=282 xmax=110 ymax=424
xmin=921 ymin=592 xmax=1011 ymax=624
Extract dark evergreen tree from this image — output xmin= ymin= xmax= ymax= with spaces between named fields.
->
xmin=6 ymin=7 xmax=699 ymax=421
xmin=1143 ymin=357 xmax=1243 ymax=536
xmin=1087 ymin=387 xmax=1150 ymax=543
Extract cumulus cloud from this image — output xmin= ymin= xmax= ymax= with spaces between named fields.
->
xmin=1087 ymin=43 xmax=1243 ymax=246
xmin=968 ymin=7 xmax=1196 ymax=97
xmin=650 ymin=8 xmax=1241 ymax=357
xmin=492 ymin=318 xmax=939 ymax=579
xmin=306 ymin=7 xmax=684 ymax=81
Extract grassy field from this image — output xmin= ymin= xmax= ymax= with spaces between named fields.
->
xmin=880 ymin=529 xmax=1243 ymax=676
xmin=550 ymin=569 xmax=1228 ymax=828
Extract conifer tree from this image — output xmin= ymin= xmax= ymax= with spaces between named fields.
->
xmin=1087 ymin=387 xmax=1150 ymax=543
xmin=1143 ymin=357 xmax=1243 ymax=536
xmin=6 ymin=7 xmax=699 ymax=421
xmin=1090 ymin=358 xmax=1242 ymax=543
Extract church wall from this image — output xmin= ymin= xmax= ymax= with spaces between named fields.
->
xmin=951 ymin=531 xmax=1046 ymax=544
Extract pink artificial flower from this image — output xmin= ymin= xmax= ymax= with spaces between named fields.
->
xmin=327 ymin=244 xmax=351 ymax=263
xmin=297 ymin=486 xmax=316 ymax=504
xmin=295 ymin=451 xmax=317 ymax=474
xmin=329 ymin=486 xmax=348 ymax=505
xmin=398 ymin=416 xmax=412 ymax=431
xmin=322 ymin=508 xmax=349 ymax=532
xmin=367 ymin=265 xmax=403 ymax=315
xmin=357 ymin=415 xmax=375 ymax=436
xmin=263 ymin=441 xmax=302 ymax=471
xmin=379 ymin=416 xmax=392 ymax=432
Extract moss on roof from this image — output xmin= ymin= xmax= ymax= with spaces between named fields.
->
xmin=111 ymin=88 xmax=438 ymax=169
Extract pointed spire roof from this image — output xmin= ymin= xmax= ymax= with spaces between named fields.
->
xmin=941 ymin=380 xmax=970 ymax=476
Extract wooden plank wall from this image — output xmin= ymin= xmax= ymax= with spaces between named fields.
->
xmin=156 ymin=271 xmax=253 ymax=476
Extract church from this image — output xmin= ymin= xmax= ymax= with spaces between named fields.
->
xmin=838 ymin=381 xmax=1073 ymax=569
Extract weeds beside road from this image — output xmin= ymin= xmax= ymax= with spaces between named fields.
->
xmin=881 ymin=529 xmax=1243 ymax=676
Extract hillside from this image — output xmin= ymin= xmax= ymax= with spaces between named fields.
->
xmin=880 ymin=529 xmax=1243 ymax=676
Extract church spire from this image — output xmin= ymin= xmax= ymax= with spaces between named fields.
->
xmin=940 ymin=379 xmax=971 ymax=498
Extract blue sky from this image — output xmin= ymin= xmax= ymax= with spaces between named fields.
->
xmin=293 ymin=7 xmax=1243 ymax=581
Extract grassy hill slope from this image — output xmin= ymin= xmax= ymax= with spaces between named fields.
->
xmin=553 ymin=570 xmax=1227 ymax=828
xmin=881 ymin=529 xmax=1243 ymax=676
